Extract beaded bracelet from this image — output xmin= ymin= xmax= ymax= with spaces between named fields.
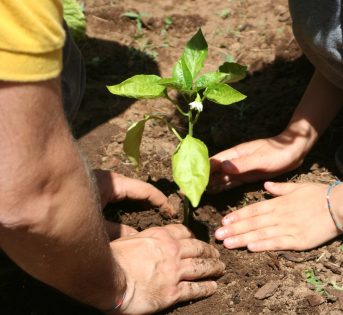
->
xmin=102 ymin=290 xmax=126 ymax=314
xmin=326 ymin=180 xmax=343 ymax=232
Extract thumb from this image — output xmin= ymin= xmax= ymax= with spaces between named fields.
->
xmin=264 ymin=181 xmax=300 ymax=196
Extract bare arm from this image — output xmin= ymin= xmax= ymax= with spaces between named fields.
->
xmin=0 ymin=78 xmax=125 ymax=311
xmin=283 ymin=69 xmax=343 ymax=158
xmin=209 ymin=70 xmax=343 ymax=191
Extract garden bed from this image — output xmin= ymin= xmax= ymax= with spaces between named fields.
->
xmin=2 ymin=0 xmax=343 ymax=314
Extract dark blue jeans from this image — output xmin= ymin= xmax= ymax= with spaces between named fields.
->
xmin=62 ymin=22 xmax=86 ymax=123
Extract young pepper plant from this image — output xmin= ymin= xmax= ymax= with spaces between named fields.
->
xmin=107 ymin=29 xmax=247 ymax=226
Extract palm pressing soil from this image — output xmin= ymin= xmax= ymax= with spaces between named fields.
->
xmin=2 ymin=0 xmax=343 ymax=314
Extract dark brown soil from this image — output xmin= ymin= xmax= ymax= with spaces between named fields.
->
xmin=2 ymin=0 xmax=343 ymax=314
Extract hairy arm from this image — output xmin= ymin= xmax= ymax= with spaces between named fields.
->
xmin=0 ymin=78 xmax=125 ymax=311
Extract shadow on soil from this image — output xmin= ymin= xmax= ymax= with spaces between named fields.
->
xmin=2 ymin=54 xmax=343 ymax=314
xmin=73 ymin=36 xmax=160 ymax=138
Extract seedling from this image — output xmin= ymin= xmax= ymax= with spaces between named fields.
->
xmin=107 ymin=29 xmax=247 ymax=226
xmin=122 ymin=11 xmax=149 ymax=34
xmin=217 ymin=9 xmax=231 ymax=20
xmin=161 ymin=16 xmax=173 ymax=36
xmin=305 ymin=268 xmax=343 ymax=298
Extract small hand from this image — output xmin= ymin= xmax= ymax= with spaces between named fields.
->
xmin=208 ymin=135 xmax=306 ymax=193
xmin=215 ymin=182 xmax=340 ymax=251
xmin=94 ymin=170 xmax=176 ymax=217
xmin=111 ymin=224 xmax=225 ymax=314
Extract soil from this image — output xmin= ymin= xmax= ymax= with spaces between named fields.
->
xmin=2 ymin=0 xmax=343 ymax=314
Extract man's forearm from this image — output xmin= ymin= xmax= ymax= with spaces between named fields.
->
xmin=0 ymin=79 xmax=125 ymax=310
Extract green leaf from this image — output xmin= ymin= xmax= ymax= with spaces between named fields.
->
xmin=194 ymin=72 xmax=227 ymax=90
xmin=123 ymin=118 xmax=149 ymax=166
xmin=218 ymin=62 xmax=247 ymax=83
xmin=204 ymin=83 xmax=246 ymax=105
xmin=158 ymin=77 xmax=183 ymax=90
xmin=183 ymin=29 xmax=208 ymax=79
xmin=172 ymin=135 xmax=210 ymax=207
xmin=122 ymin=11 xmax=140 ymax=19
xmin=107 ymin=75 xmax=166 ymax=99
xmin=172 ymin=58 xmax=193 ymax=91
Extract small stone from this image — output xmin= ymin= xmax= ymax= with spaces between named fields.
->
xmin=101 ymin=157 xmax=120 ymax=169
xmin=306 ymin=294 xmax=325 ymax=307
xmin=254 ymin=281 xmax=280 ymax=300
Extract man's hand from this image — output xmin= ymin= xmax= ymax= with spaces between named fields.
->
xmin=94 ymin=170 xmax=176 ymax=217
xmin=111 ymin=224 xmax=225 ymax=315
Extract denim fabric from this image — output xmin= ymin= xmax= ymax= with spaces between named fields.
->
xmin=289 ymin=0 xmax=343 ymax=90
xmin=61 ymin=22 xmax=86 ymax=123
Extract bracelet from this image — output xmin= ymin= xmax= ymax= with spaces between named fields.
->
xmin=326 ymin=180 xmax=343 ymax=232
xmin=102 ymin=290 xmax=126 ymax=314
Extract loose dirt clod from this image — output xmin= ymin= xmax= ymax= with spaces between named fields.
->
xmin=254 ymin=281 xmax=280 ymax=300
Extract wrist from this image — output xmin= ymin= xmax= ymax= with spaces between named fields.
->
xmin=101 ymin=289 xmax=127 ymax=315
xmin=281 ymin=118 xmax=318 ymax=158
xmin=95 ymin=259 xmax=127 ymax=313
xmin=328 ymin=182 xmax=343 ymax=233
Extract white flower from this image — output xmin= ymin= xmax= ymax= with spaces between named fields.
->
xmin=189 ymin=100 xmax=203 ymax=112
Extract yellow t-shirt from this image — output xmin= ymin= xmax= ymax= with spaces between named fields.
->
xmin=0 ymin=1 xmax=65 ymax=82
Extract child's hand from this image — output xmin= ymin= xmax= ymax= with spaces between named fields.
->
xmin=215 ymin=182 xmax=341 ymax=251
xmin=208 ymin=134 xmax=307 ymax=193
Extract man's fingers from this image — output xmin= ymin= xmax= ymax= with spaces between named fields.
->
xmin=179 ymin=239 xmax=220 ymax=258
xmin=113 ymin=175 xmax=177 ymax=216
xmin=177 ymin=281 xmax=218 ymax=303
xmin=180 ymin=258 xmax=225 ymax=280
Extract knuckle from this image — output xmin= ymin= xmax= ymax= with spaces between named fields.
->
xmin=166 ymin=241 xmax=181 ymax=257
xmin=248 ymin=216 xmax=260 ymax=228
xmin=150 ymin=226 xmax=170 ymax=238
xmin=247 ymin=204 xmax=259 ymax=216
xmin=256 ymin=228 xmax=269 ymax=240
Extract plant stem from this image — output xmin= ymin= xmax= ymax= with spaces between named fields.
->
xmin=165 ymin=93 xmax=188 ymax=117
xmin=193 ymin=111 xmax=201 ymax=126
xmin=149 ymin=115 xmax=183 ymax=141
xmin=183 ymin=197 xmax=190 ymax=226
xmin=188 ymin=111 xmax=193 ymax=136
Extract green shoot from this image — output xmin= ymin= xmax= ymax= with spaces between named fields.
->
xmin=122 ymin=11 xmax=149 ymax=34
xmin=217 ymin=9 xmax=231 ymax=19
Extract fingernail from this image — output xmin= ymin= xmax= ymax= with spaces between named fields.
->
xmin=222 ymin=215 xmax=233 ymax=225
xmin=224 ymin=238 xmax=236 ymax=248
xmin=215 ymin=228 xmax=227 ymax=240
